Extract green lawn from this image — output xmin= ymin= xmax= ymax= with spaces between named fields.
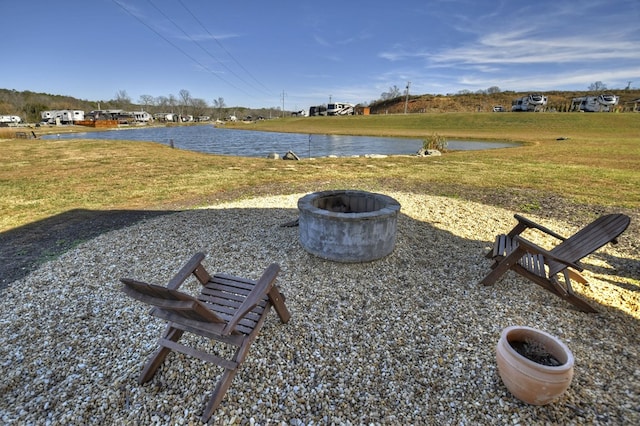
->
xmin=2 ymin=113 xmax=639 ymax=232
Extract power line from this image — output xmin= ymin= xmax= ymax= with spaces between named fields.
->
xmin=112 ymin=0 xmax=252 ymax=97
xmin=146 ymin=0 xmax=268 ymax=96
xmin=177 ymin=0 xmax=272 ymax=96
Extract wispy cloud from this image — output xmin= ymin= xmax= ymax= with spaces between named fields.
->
xmin=314 ymin=35 xmax=330 ymax=47
xmin=431 ymin=31 xmax=640 ymax=66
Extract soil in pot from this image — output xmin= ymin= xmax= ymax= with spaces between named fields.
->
xmin=509 ymin=339 xmax=562 ymax=366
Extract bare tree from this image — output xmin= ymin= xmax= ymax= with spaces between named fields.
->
xmin=179 ymin=89 xmax=192 ymax=116
xmin=487 ymin=86 xmax=501 ymax=94
xmin=380 ymin=85 xmax=401 ymax=100
xmin=190 ymin=98 xmax=208 ymax=120
xmin=588 ymin=81 xmax=607 ymax=92
xmin=138 ymin=94 xmax=155 ymax=112
xmin=213 ymin=97 xmax=226 ymax=119
xmin=114 ymin=90 xmax=131 ymax=108
xmin=167 ymin=94 xmax=178 ymax=113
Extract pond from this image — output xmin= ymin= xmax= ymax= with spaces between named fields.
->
xmin=42 ymin=125 xmax=519 ymax=158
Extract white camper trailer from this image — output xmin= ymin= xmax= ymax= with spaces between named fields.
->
xmin=570 ymin=94 xmax=619 ymax=112
xmin=0 ymin=115 xmax=21 ymax=124
xmin=41 ymin=110 xmax=84 ymax=124
xmin=598 ymin=94 xmax=619 ymax=108
xmin=132 ymin=111 xmax=153 ymax=122
xmin=511 ymin=94 xmax=547 ymax=112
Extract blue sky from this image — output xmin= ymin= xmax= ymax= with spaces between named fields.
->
xmin=1 ymin=0 xmax=639 ymax=110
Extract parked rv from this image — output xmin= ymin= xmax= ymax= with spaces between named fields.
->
xmin=598 ymin=94 xmax=619 ymax=107
xmin=132 ymin=111 xmax=153 ymax=122
xmin=570 ymin=94 xmax=619 ymax=112
xmin=0 ymin=115 xmax=21 ymax=124
xmin=153 ymin=112 xmax=180 ymax=122
xmin=309 ymin=105 xmax=327 ymax=116
xmin=326 ymin=102 xmax=355 ymax=115
xmin=40 ymin=110 xmax=85 ymax=124
xmin=511 ymin=94 xmax=547 ymax=112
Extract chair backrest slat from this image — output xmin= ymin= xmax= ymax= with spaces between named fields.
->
xmin=121 ymin=278 xmax=225 ymax=324
xmin=548 ymin=214 xmax=630 ymax=276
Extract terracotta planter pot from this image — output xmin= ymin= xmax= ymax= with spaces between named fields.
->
xmin=496 ymin=326 xmax=574 ymax=405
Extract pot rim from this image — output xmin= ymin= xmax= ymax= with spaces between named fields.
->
xmin=500 ymin=325 xmax=574 ymax=371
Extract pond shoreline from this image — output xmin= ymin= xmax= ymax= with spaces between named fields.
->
xmin=40 ymin=123 xmax=518 ymax=158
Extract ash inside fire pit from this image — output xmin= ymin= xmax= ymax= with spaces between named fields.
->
xmin=297 ymin=190 xmax=401 ymax=262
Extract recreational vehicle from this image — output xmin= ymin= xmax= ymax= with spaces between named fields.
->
xmin=0 ymin=115 xmax=21 ymax=124
xmin=511 ymin=94 xmax=547 ymax=112
xmin=309 ymin=105 xmax=327 ymax=116
xmin=153 ymin=113 xmax=180 ymax=122
xmin=40 ymin=110 xmax=85 ymax=124
xmin=598 ymin=94 xmax=619 ymax=108
xmin=326 ymin=102 xmax=355 ymax=115
xmin=132 ymin=111 xmax=153 ymax=122
xmin=570 ymin=94 xmax=619 ymax=112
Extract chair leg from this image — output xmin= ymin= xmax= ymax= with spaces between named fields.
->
xmin=201 ymin=366 xmax=240 ymax=422
xmin=139 ymin=325 xmax=184 ymax=384
xmin=560 ymin=270 xmax=598 ymax=313
xmin=200 ymin=338 xmax=251 ymax=421
xmin=268 ymin=287 xmax=291 ymax=323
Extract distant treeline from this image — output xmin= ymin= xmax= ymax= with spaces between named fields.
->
xmin=1 ymin=88 xmax=640 ymax=123
xmin=0 ymin=88 xmax=283 ymax=123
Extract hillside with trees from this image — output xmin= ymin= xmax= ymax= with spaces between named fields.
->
xmin=370 ymin=85 xmax=640 ymax=114
xmin=0 ymin=88 xmax=283 ymax=124
xmin=1 ymin=85 xmax=639 ymax=124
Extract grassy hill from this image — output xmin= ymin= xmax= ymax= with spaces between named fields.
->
xmin=370 ymin=90 xmax=640 ymax=114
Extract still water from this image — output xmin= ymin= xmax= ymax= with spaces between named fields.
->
xmin=42 ymin=125 xmax=518 ymax=158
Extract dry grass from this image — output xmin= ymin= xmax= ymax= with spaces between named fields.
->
xmin=2 ymin=113 xmax=639 ymax=234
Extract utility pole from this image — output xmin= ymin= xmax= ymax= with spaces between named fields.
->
xmin=404 ymin=81 xmax=411 ymax=114
xmin=281 ymin=90 xmax=287 ymax=118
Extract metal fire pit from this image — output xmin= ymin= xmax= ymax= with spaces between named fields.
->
xmin=297 ymin=190 xmax=401 ymax=262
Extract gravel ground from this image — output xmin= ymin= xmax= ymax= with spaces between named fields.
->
xmin=0 ymin=192 xmax=638 ymax=425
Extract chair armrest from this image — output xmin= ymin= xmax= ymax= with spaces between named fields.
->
xmin=514 ymin=236 xmax=583 ymax=272
xmin=167 ymin=252 xmax=207 ymax=290
xmin=222 ymin=263 xmax=280 ymax=335
xmin=509 ymin=214 xmax=567 ymax=241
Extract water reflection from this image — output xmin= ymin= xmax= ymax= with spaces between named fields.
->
xmin=42 ymin=125 xmax=518 ymax=158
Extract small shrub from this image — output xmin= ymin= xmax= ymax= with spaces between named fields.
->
xmin=422 ymin=133 xmax=448 ymax=151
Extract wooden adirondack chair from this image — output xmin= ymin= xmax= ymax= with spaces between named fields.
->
xmin=120 ymin=252 xmax=291 ymax=422
xmin=480 ymin=213 xmax=630 ymax=312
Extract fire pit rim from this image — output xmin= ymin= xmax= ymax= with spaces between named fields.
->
xmin=297 ymin=189 xmax=401 ymax=221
